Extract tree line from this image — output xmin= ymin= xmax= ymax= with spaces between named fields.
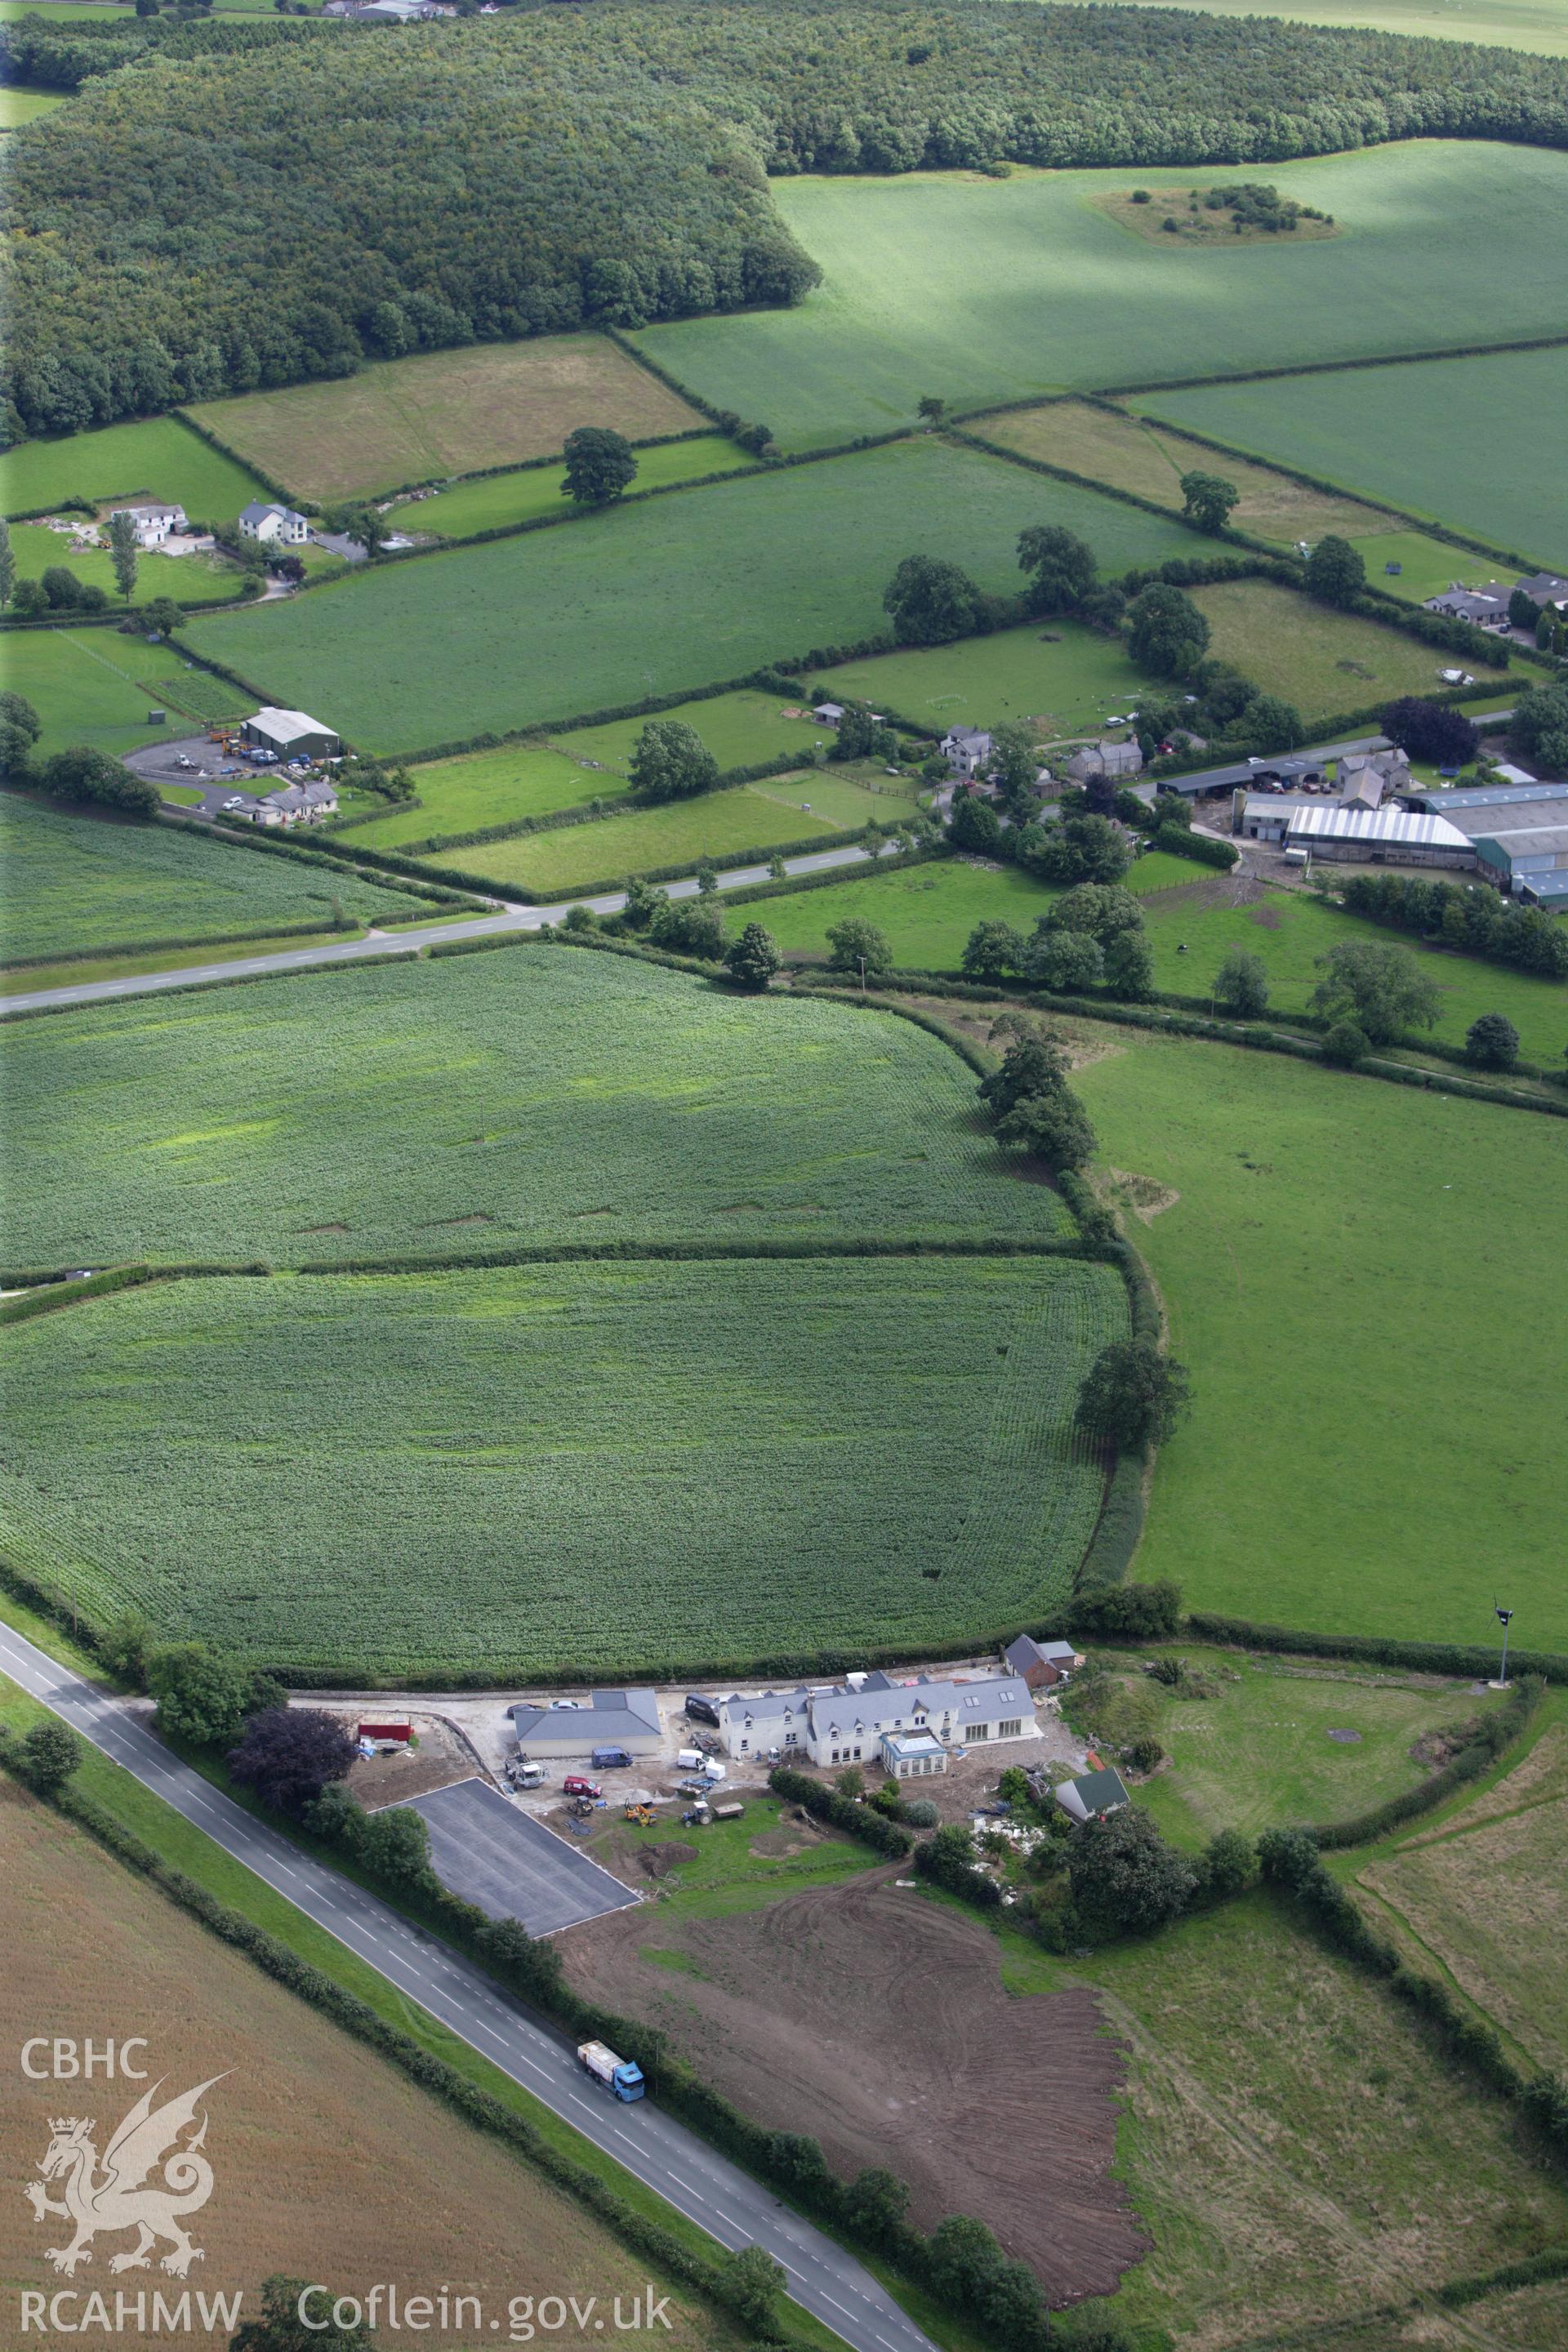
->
xmin=6 ymin=0 xmax=1568 ymax=438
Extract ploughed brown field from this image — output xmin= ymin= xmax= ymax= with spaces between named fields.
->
xmin=0 ymin=1778 xmax=717 ymax=2350
xmin=563 ymin=1866 xmax=1147 ymax=2304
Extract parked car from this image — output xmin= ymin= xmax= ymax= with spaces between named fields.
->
xmin=684 ymin=1694 xmax=721 ymax=1727
xmin=562 ymin=1775 xmax=602 ymax=1799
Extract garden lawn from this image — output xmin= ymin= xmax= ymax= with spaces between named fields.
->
xmin=812 ymin=621 xmax=1149 ymax=741
xmin=0 ymin=942 xmax=1076 ymax=1268
xmin=1071 ymin=1022 xmax=1568 ymax=1649
xmin=430 ymin=786 xmax=844 ymax=895
xmin=7 ymin=521 xmax=244 ymax=608
xmin=179 ymin=440 xmax=1197 ymax=754
xmin=0 ymin=1254 xmax=1124 ymax=1677
xmin=1135 ymin=346 xmax=1568 ymax=569
xmin=630 ymin=145 xmax=1568 ymax=452
xmin=999 ymin=1894 xmax=1568 ymax=2345
xmin=0 ymin=791 xmax=418 ymax=963
xmin=553 ymin=688 xmax=833 ymax=775
xmin=0 ymin=87 xmax=66 ymax=125
xmin=1076 ymin=0 xmax=1568 ymax=56
xmin=0 ymin=416 xmax=266 ymax=522
xmin=185 ymin=335 xmax=706 ymax=504
xmin=412 ymin=437 xmax=751 ymax=539
xmin=1187 ymin=578 xmax=1508 ymax=715
xmin=1136 ymin=882 xmax=1568 ymax=1064
xmin=344 ymin=746 xmax=626 ymax=850
xmin=2 ymin=629 xmax=186 ymax=760
xmin=981 ymin=400 xmax=1392 ymax=546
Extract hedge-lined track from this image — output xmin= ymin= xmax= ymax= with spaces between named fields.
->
xmin=0 ymin=1255 xmax=1125 ymax=1677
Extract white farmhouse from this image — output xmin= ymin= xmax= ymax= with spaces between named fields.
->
xmin=719 ymin=1669 xmax=1033 ymax=1774
xmin=106 ymin=497 xmax=189 ymax=548
xmin=238 ymin=501 xmax=311 ymax=547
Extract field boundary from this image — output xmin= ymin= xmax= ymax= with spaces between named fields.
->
xmin=1097 ymin=329 xmax=1568 ymax=403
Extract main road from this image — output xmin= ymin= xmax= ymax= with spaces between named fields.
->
xmin=0 ymin=1620 xmax=939 ymax=2352
xmin=0 ymin=838 xmax=898 ymax=1018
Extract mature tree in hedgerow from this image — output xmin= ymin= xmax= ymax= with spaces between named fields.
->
xmin=1214 ymin=946 xmax=1269 ymax=1018
xmin=1508 ymin=683 xmax=1568 ymax=777
xmin=146 ymin=1642 xmax=261 ymax=1748
xmin=1178 ymin=470 xmax=1239 ymax=535
xmin=1244 ymin=693 xmax=1305 ymax=753
xmin=996 ymin=1089 xmax=1096 ymax=1173
xmin=39 ymin=746 xmax=159 ymax=816
xmin=1303 ymin=534 xmax=1365 ymax=607
xmin=1076 ymin=1336 xmax=1190 ymax=1450
xmin=883 ymin=553 xmax=986 ymax=645
xmin=228 ymin=1706 xmax=356 ymax=1815
xmin=1125 ymin=581 xmax=1210 ymax=676
xmin=231 ymin=2274 xmax=378 ymax=2351
xmin=949 ymin=786 xmax=1002 ymax=854
xmin=1103 ymin=927 xmax=1156 ymax=1000
xmin=1017 ymin=523 xmax=1098 ymax=616
xmin=1465 ymin=1012 xmax=1521 ymax=1071
xmin=916 ymin=394 xmax=947 ymax=427
xmin=724 ymin=921 xmax=781 ymax=990
xmin=960 ymin=919 xmax=1026 ymax=983
xmin=1311 ymin=939 xmax=1440 ymax=1045
xmin=1068 ymin=1806 xmax=1196 ymax=1937
xmin=20 ymin=1719 xmax=83 ymax=1795
xmin=648 ymin=897 xmax=726 ymax=959
xmin=720 ymin=2246 xmax=787 ymax=2333
xmin=1025 ymin=925 xmax=1104 ymax=992
xmin=0 ymin=689 xmax=41 ymax=783
xmin=978 ymin=1027 xmax=1068 ymax=1117
xmin=1192 ymin=1826 xmax=1256 ymax=1902
xmin=1045 ymin=881 xmax=1146 ymax=942
xmin=826 ymin=914 xmax=893 ymax=976
xmin=630 ymin=718 xmax=719 ymax=802
xmin=1380 ymin=697 xmax=1479 ymax=768
xmin=560 ymin=425 xmax=637 ymax=506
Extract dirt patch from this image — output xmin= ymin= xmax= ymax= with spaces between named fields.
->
xmin=323 ymin=1708 xmax=479 ymax=1806
xmin=1105 ymin=1168 xmax=1181 ymax=1224
xmin=562 ymin=1869 xmax=1144 ymax=2301
xmin=639 ymin=1840 xmax=698 ymax=1878
xmin=1249 ymin=902 xmax=1282 ymax=929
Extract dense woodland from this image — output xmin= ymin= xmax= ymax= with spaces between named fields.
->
xmin=5 ymin=0 xmax=1568 ymax=438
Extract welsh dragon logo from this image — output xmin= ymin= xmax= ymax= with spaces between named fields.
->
xmin=24 ymin=2075 xmax=227 ymax=2278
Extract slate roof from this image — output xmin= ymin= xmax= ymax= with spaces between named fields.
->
xmin=510 ymin=1688 xmax=662 ymax=1743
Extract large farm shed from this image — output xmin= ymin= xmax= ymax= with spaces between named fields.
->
xmin=1284 ymin=804 xmax=1477 ymax=869
xmin=243 ymin=706 xmax=341 ymax=761
xmin=1405 ymin=782 xmax=1568 ymax=894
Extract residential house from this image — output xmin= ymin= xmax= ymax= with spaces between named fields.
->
xmin=1003 ymin=1633 xmax=1085 ymax=1691
xmin=106 ymin=497 xmax=188 ymax=548
xmin=1337 ymin=748 xmax=1410 ymax=812
xmin=880 ymin=1729 xmax=948 ymax=1780
xmin=1064 ymin=739 xmax=1143 ymax=784
xmin=238 ymin=501 xmax=311 ymax=547
xmin=509 ymin=1689 xmax=663 ymax=1759
xmin=941 ymin=726 xmax=994 ymax=779
xmin=259 ymin=779 xmax=338 ymax=826
xmin=719 ymin=1670 xmax=1033 ymax=1771
xmin=1054 ymin=1766 xmax=1130 ymax=1824
xmin=1515 ymin=572 xmax=1568 ymax=612
xmin=1422 ymin=583 xmax=1511 ymax=631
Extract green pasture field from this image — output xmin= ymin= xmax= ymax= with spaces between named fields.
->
xmin=0 ymin=87 xmax=66 ymax=124
xmin=185 ymin=334 xmax=706 ymax=505
xmin=410 ymin=437 xmax=752 ymax=540
xmin=1077 ymin=0 xmax=1568 ymax=57
xmin=1 ymin=627 xmax=185 ymax=760
xmin=554 ymin=688 xmax=833 ymax=776
xmin=1342 ymin=530 xmax=1508 ymax=604
xmin=994 ymin=1893 xmax=1568 ymax=2345
xmin=1136 ymin=345 xmax=1568 ymax=570
xmin=982 ymin=399 xmax=1392 ymax=546
xmin=0 ymin=1253 xmax=1123 ymax=1677
xmin=0 ymin=416 xmax=266 ymax=523
xmin=811 ymin=619 xmax=1149 ymax=741
xmin=180 ymin=439 xmax=1196 ymax=754
xmin=630 ymin=145 xmax=1568 ymax=452
xmin=428 ymin=785 xmax=848 ymax=895
xmin=1187 ymin=578 xmax=1508 ymax=715
xmin=1072 ymin=1644 xmax=1505 ymax=1848
xmin=1137 ymin=881 xmax=1568 ymax=1064
xmin=1069 ymin=1022 xmax=1567 ymax=1649
xmin=7 ymin=521 xmax=245 ymax=608
xmin=610 ymin=1796 xmax=880 ymax=1925
xmin=343 ymin=746 xmax=626 ymax=850
xmin=1 ymin=945 xmax=1075 ymax=1268
xmin=0 ymin=791 xmax=416 ymax=963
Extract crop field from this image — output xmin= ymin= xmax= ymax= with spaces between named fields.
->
xmin=0 ymin=1254 xmax=1124 ymax=1676
xmin=7 ymin=519 xmax=244 ymax=608
xmin=812 ymin=618 xmax=1149 ymax=740
xmin=981 ymin=399 xmax=1393 ymax=544
xmin=145 ymin=665 xmax=252 ymax=725
xmin=554 ymin=688 xmax=833 ymax=775
xmin=0 ymin=791 xmax=418 ymax=964
xmin=410 ymin=435 xmax=751 ymax=539
xmin=1 ymin=945 xmax=1075 ymax=1268
xmin=1070 ymin=1022 xmax=1567 ymax=1648
xmin=0 ymin=1780 xmax=717 ymax=2351
xmin=630 ymin=145 xmax=1568 ymax=451
xmin=1075 ymin=1645 xmax=1505 ymax=1849
xmin=429 ymin=786 xmax=851 ymax=895
xmin=180 ymin=440 xmax=1195 ymax=752
xmin=999 ymin=1894 xmax=1568 ymax=2345
xmin=0 ymin=415 xmax=265 ymax=523
xmin=1137 ymin=880 xmax=1568 ymax=1064
xmin=3 ymin=628 xmax=189 ymax=761
xmin=185 ymin=335 xmax=707 ymax=504
xmin=1079 ymin=0 xmax=1568 ymax=56
xmin=1187 ymin=578 xmax=1508 ymax=715
xmin=1362 ymin=1753 xmax=1568 ymax=2074
xmin=1136 ymin=345 xmax=1568 ymax=568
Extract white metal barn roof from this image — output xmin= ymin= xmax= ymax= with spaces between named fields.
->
xmin=1285 ymin=804 xmax=1472 ymax=850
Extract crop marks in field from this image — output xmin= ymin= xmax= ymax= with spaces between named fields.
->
xmin=1 ymin=944 xmax=1074 ymax=1268
xmin=0 ymin=1255 xmax=1125 ymax=1677
xmin=185 ymin=335 xmax=708 ymax=505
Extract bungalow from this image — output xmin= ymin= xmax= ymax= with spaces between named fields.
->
xmin=509 ymin=1688 xmax=663 ymax=1760
xmin=1516 ymin=572 xmax=1568 ymax=612
xmin=238 ymin=501 xmax=311 ymax=547
xmin=106 ymin=497 xmax=188 ymax=548
xmin=941 ymin=726 xmax=994 ymax=779
xmin=1423 ymin=582 xmax=1511 ymax=631
xmin=258 ymin=779 xmax=338 ymax=826
xmin=1054 ymin=1766 xmax=1130 ymax=1824
xmin=1004 ymin=1633 xmax=1085 ymax=1690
